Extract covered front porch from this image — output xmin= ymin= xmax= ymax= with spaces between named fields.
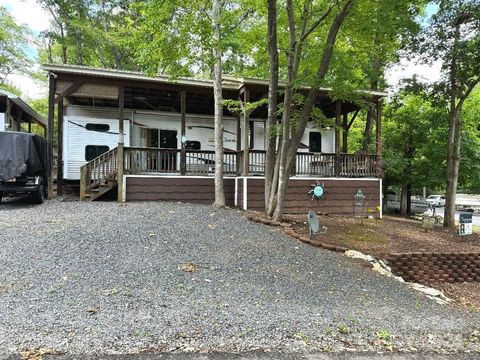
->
xmin=43 ymin=65 xmax=385 ymax=205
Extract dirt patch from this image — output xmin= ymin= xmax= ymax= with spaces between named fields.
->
xmin=431 ymin=282 xmax=480 ymax=312
xmin=246 ymin=211 xmax=480 ymax=311
xmin=285 ymin=214 xmax=480 ymax=258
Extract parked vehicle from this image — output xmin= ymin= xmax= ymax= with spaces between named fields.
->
xmin=426 ymin=194 xmax=446 ymax=207
xmin=0 ymin=131 xmax=47 ymax=204
xmin=386 ymin=189 xmax=429 ymax=214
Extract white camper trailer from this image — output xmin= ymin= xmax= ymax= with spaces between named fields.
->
xmin=63 ymin=104 xmax=335 ymax=180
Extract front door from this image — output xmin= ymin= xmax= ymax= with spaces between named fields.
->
xmin=145 ymin=129 xmax=177 ymax=172
xmin=159 ymin=130 xmax=177 ymax=171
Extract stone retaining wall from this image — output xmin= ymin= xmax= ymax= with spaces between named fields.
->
xmin=386 ymin=253 xmax=480 ymax=284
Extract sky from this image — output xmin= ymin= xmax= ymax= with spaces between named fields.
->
xmin=0 ymin=0 xmax=442 ymax=100
xmin=0 ymin=0 xmax=51 ymax=99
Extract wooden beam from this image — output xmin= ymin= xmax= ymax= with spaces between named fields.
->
xmin=342 ymin=112 xmax=348 ymax=153
xmin=117 ymin=85 xmax=125 ymax=203
xmin=56 ymin=100 xmax=64 ymax=196
xmin=236 ymin=113 xmax=241 ymax=152
xmin=16 ymin=108 xmax=23 ymax=131
xmin=335 ymin=100 xmax=341 ymax=176
xmin=47 ymin=74 xmax=56 ymax=200
xmin=54 ymin=80 xmax=84 ymax=104
xmin=5 ymin=98 xmax=10 ymax=130
xmin=180 ymin=90 xmax=186 ymax=175
xmin=242 ymin=89 xmax=250 ymax=176
xmin=346 ymin=108 xmax=359 ymax=131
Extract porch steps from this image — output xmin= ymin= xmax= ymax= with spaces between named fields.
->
xmin=86 ymin=180 xmax=117 ymax=201
xmin=79 ymin=147 xmax=119 ymax=201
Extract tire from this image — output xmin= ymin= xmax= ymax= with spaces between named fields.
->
xmin=31 ymin=183 xmax=45 ymax=204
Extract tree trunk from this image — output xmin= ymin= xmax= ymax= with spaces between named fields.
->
xmin=265 ymin=0 xmax=279 ymax=211
xmin=444 ymin=109 xmax=462 ymax=227
xmin=400 ymin=182 xmax=408 ymax=216
xmin=272 ymin=0 xmax=298 ymax=221
xmin=444 ymin=19 xmax=461 ymax=228
xmin=212 ymin=0 xmax=225 ymax=208
xmin=60 ymin=24 xmax=67 ymax=64
xmin=362 ymin=58 xmax=380 ymax=151
xmin=271 ymin=0 xmax=355 ymax=221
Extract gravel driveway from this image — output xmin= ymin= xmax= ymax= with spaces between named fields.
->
xmin=0 ymin=199 xmax=479 ymax=355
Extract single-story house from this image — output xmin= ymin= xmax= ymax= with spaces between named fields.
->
xmin=43 ymin=64 xmax=385 ymax=216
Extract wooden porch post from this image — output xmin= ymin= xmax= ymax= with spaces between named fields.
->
xmin=28 ymin=121 xmax=31 ymax=133
xmin=117 ymin=85 xmax=125 ymax=203
xmin=235 ymin=113 xmax=241 ymax=175
xmin=5 ymin=98 xmax=10 ymax=130
xmin=180 ymin=90 xmax=186 ymax=175
xmin=334 ymin=100 xmax=341 ymax=177
xmin=47 ymin=73 xmax=56 ymax=200
xmin=242 ymin=89 xmax=250 ymax=176
xmin=56 ymin=100 xmax=64 ymax=196
xmin=342 ymin=112 xmax=348 ymax=153
xmin=16 ymin=109 xmax=23 ymax=131
xmin=376 ymin=99 xmax=383 ymax=177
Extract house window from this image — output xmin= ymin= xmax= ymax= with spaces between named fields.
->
xmin=186 ymin=140 xmax=201 ymax=150
xmin=85 ymin=123 xmax=110 ymax=132
xmin=309 ymin=132 xmax=322 ymax=152
xmin=85 ymin=145 xmax=110 ymax=161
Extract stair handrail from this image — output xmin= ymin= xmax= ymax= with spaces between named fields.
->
xmin=80 ymin=146 xmax=118 ymax=200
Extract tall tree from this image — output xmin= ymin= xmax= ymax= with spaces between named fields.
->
xmin=346 ymin=0 xmax=425 ymax=151
xmin=265 ymin=0 xmax=356 ymax=221
xmin=265 ymin=0 xmax=278 ymax=210
xmin=383 ymin=84 xmax=448 ymax=215
xmin=418 ymin=0 xmax=480 ymax=228
xmin=212 ymin=0 xmax=225 ymax=207
xmin=0 ymin=7 xmax=32 ymax=84
xmin=38 ymin=0 xmax=138 ymax=69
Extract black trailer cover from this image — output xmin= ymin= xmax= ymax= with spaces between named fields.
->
xmin=0 ymin=131 xmax=47 ymax=181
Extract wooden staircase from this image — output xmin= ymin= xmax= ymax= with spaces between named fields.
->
xmin=80 ymin=147 xmax=118 ymax=201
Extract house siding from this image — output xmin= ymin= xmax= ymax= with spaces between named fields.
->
xmin=125 ymin=175 xmax=380 ymax=216
xmin=125 ymin=176 xmax=235 ymax=206
xmin=245 ymin=177 xmax=380 ymax=215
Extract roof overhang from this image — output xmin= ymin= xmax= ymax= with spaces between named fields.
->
xmin=0 ymin=89 xmax=47 ymax=128
xmin=43 ymin=64 xmax=388 ymax=99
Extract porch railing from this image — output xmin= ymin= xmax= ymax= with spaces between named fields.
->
xmin=125 ymin=147 xmax=238 ymax=175
xmin=79 ymin=147 xmax=118 ymax=200
xmin=80 ymin=146 xmax=380 ymax=201
xmin=123 ymin=147 xmax=379 ymax=178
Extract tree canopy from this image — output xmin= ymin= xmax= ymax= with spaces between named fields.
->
xmin=1 ymin=0 xmax=476 ymax=218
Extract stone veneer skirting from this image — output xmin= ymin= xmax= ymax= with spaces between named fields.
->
xmin=386 ymin=253 xmax=480 ymax=284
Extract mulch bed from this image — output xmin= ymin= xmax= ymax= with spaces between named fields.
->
xmin=245 ymin=211 xmax=480 ymax=311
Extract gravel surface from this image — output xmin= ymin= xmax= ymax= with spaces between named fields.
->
xmin=0 ymin=199 xmax=479 ymax=355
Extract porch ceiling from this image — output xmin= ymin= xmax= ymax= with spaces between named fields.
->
xmin=45 ymin=64 xmax=381 ymax=120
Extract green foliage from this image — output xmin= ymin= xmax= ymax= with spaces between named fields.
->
xmin=417 ymin=0 xmax=480 ymax=91
xmin=377 ymin=328 xmax=390 ymax=341
xmin=38 ymin=0 xmax=139 ymax=69
xmin=223 ymin=98 xmax=268 ymax=115
xmin=0 ymin=83 xmax=21 ymax=96
xmin=0 ymin=6 xmax=32 ymax=83
xmin=382 ymin=81 xmax=480 ymax=194
xmin=459 ymin=86 xmax=480 ymax=192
